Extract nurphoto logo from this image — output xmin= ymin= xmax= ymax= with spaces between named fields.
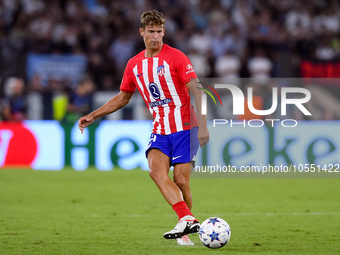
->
xmin=198 ymin=82 xmax=312 ymax=128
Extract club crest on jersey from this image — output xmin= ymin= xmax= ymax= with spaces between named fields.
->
xmin=157 ymin=65 xmax=165 ymax=76
xmin=149 ymin=82 xmax=161 ymax=100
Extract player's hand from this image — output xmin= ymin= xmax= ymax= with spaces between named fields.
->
xmin=78 ymin=114 xmax=94 ymax=134
xmin=198 ymin=126 xmax=209 ymax=148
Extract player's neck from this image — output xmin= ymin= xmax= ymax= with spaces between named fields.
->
xmin=144 ymin=43 xmax=163 ymax=58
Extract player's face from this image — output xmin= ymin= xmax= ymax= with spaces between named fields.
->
xmin=140 ymin=25 xmax=165 ymax=51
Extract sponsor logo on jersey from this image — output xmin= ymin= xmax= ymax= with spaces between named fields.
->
xmin=185 ymin=64 xmax=194 ymax=74
xmin=148 ymin=82 xmax=161 ymax=100
xmin=157 ymin=65 xmax=165 ymax=76
xmin=149 ymin=98 xmax=172 ymax=108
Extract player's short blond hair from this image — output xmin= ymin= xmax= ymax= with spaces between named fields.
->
xmin=140 ymin=10 xmax=165 ymax=29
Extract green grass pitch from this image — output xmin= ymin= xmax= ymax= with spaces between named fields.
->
xmin=1 ymin=168 xmax=339 ymax=255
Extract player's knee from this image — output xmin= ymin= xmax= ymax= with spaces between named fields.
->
xmin=149 ymin=168 xmax=157 ymax=181
xmin=173 ymin=175 xmax=189 ymax=190
xmin=149 ymin=168 xmax=164 ymax=183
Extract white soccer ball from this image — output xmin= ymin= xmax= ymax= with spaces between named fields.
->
xmin=199 ymin=217 xmax=231 ymax=249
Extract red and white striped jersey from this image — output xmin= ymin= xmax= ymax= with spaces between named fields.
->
xmin=120 ymin=44 xmax=199 ymax=135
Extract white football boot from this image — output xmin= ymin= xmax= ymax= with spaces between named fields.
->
xmin=163 ymin=215 xmax=200 ymax=239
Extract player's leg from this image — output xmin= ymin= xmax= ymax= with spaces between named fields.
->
xmin=173 ymin=162 xmax=192 ymax=210
xmin=173 ymin=162 xmax=195 ymax=245
xmin=170 ymin=128 xmax=200 ymax=243
xmin=146 ymin=132 xmax=199 ymax=239
xmin=147 ymin=148 xmax=183 ymax=206
xmin=148 ymin=149 xmax=199 ymax=240
xmin=172 ymin=127 xmax=199 ymax=211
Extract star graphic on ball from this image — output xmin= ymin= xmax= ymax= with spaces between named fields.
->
xmin=209 ymin=230 xmax=220 ymax=242
xmin=209 ymin=217 xmax=220 ymax=226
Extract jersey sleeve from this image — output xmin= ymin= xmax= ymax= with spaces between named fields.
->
xmin=120 ymin=59 xmax=136 ymax=94
xmin=175 ymin=50 xmax=198 ymax=85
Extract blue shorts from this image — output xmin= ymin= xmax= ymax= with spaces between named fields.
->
xmin=145 ymin=127 xmax=199 ymax=166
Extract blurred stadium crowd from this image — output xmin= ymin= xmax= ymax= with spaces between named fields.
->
xmin=1 ymin=0 xmax=340 ymax=122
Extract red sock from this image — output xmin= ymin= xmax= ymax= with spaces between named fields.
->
xmin=172 ymin=201 xmax=193 ymax=220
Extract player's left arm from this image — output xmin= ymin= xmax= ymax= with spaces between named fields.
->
xmin=186 ymin=79 xmax=209 ymax=148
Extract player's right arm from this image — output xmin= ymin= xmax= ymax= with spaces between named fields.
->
xmin=78 ymin=91 xmax=133 ymax=133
